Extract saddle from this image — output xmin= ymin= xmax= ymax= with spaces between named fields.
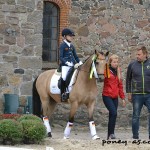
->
xmin=50 ymin=67 xmax=77 ymax=95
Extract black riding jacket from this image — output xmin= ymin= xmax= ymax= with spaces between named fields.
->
xmin=59 ymin=41 xmax=80 ymax=66
xmin=126 ymin=59 xmax=150 ymax=94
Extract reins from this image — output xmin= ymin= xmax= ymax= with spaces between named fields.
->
xmin=71 ymin=56 xmax=94 ymax=85
xmin=71 ymin=52 xmax=107 ymax=85
xmin=76 ymin=55 xmax=93 ymax=73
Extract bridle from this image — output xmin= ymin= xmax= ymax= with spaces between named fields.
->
xmin=77 ymin=54 xmax=106 ymax=79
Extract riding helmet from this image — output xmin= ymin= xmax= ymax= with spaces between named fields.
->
xmin=61 ymin=28 xmax=75 ymax=37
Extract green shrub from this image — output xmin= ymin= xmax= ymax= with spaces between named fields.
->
xmin=0 ymin=115 xmax=46 ymax=145
xmin=17 ymin=114 xmax=42 ymax=123
xmin=20 ymin=119 xmax=46 ymax=144
xmin=0 ymin=119 xmax=23 ymax=145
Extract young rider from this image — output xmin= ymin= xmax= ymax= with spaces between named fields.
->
xmin=59 ymin=28 xmax=83 ymax=102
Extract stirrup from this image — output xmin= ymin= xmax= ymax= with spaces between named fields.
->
xmin=92 ymin=134 xmax=100 ymax=140
xmin=61 ymin=93 xmax=69 ymax=102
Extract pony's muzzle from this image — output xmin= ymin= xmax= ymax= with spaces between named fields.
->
xmin=97 ymin=74 xmax=104 ymax=82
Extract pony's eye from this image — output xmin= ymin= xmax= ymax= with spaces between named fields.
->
xmin=95 ymin=62 xmax=99 ymax=65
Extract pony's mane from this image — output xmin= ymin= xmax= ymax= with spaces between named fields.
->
xmin=81 ymin=52 xmax=98 ymax=73
xmin=83 ymin=55 xmax=92 ymax=64
xmin=82 ymin=51 xmax=104 ymax=64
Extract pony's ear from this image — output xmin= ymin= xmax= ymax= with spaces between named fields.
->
xmin=95 ymin=49 xmax=98 ymax=55
xmin=94 ymin=50 xmax=99 ymax=57
xmin=105 ymin=51 xmax=109 ymax=56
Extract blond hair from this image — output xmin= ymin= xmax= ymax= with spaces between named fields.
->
xmin=108 ymin=54 xmax=121 ymax=81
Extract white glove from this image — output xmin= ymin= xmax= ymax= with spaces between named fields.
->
xmin=74 ymin=61 xmax=83 ymax=68
xmin=66 ymin=61 xmax=73 ymax=67
xmin=74 ymin=63 xmax=80 ymax=69
xmin=79 ymin=61 xmax=83 ymax=65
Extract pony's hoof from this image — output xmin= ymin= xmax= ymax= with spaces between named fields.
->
xmin=48 ymin=132 xmax=52 ymax=138
xmin=92 ymin=135 xmax=100 ymax=140
xmin=63 ymin=136 xmax=69 ymax=139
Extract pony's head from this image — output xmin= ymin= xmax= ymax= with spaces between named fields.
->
xmin=94 ymin=50 xmax=109 ymax=80
xmin=79 ymin=50 xmax=109 ymax=81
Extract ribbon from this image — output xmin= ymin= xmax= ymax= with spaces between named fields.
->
xmin=89 ymin=65 xmax=94 ymax=79
xmin=92 ymin=61 xmax=99 ymax=78
xmin=104 ymin=63 xmax=110 ymax=78
xmin=90 ymin=55 xmax=98 ymax=79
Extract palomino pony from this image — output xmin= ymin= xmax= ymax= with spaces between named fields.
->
xmin=32 ymin=50 xmax=108 ymax=140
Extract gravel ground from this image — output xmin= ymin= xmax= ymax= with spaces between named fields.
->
xmin=1 ymin=127 xmax=150 ymax=150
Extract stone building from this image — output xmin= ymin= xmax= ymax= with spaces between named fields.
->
xmin=0 ymin=0 xmax=150 ymax=129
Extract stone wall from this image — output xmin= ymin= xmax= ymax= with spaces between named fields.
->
xmin=0 ymin=0 xmax=43 ymax=112
xmin=0 ymin=0 xmax=150 ymax=129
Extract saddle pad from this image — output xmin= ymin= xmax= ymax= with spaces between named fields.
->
xmin=50 ymin=69 xmax=78 ymax=94
xmin=50 ymin=73 xmax=61 ymax=94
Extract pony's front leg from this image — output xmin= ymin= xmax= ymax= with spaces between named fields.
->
xmin=87 ymin=101 xmax=100 ymax=140
xmin=64 ymin=102 xmax=78 ymax=139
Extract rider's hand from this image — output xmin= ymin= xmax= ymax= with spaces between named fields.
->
xmin=79 ymin=61 xmax=83 ymax=65
xmin=74 ymin=61 xmax=83 ymax=68
xmin=74 ymin=63 xmax=80 ymax=68
xmin=66 ymin=61 xmax=73 ymax=67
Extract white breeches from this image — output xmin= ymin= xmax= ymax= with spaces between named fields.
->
xmin=62 ymin=66 xmax=71 ymax=81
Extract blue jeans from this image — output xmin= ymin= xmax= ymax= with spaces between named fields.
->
xmin=132 ymin=94 xmax=150 ymax=138
xmin=102 ymin=96 xmax=118 ymax=137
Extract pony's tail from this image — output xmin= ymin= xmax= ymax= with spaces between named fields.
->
xmin=32 ymin=77 xmax=42 ymax=118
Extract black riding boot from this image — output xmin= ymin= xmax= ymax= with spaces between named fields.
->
xmin=61 ymin=79 xmax=69 ymax=102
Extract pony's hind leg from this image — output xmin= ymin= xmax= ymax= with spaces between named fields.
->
xmin=41 ymin=96 xmax=57 ymax=137
xmin=87 ymin=100 xmax=100 ymax=140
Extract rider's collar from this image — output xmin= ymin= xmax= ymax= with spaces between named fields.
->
xmin=64 ymin=39 xmax=71 ymax=47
